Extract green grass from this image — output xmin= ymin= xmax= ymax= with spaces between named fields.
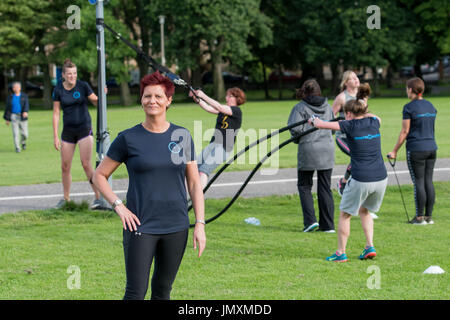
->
xmin=0 ymin=182 xmax=449 ymax=300
xmin=1 ymin=96 xmax=449 ymax=186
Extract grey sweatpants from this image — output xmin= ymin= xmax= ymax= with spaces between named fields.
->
xmin=10 ymin=113 xmax=28 ymax=150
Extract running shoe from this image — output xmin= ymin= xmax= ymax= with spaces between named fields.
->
xmin=424 ymin=216 xmax=434 ymax=225
xmin=326 ymin=251 xmax=348 ymax=262
xmin=321 ymin=230 xmax=336 ymax=234
xmin=337 ymin=178 xmax=346 ymax=196
xmin=370 ymin=212 xmax=379 ymax=219
xmin=409 ymin=216 xmax=427 ymax=225
xmin=359 ymin=246 xmax=377 ymax=260
xmin=303 ymin=222 xmax=319 ymax=232
xmin=55 ymin=198 xmax=67 ymax=209
xmin=90 ymin=199 xmax=103 ymax=210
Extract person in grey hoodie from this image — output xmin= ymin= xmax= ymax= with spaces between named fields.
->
xmin=287 ymin=79 xmax=335 ymax=232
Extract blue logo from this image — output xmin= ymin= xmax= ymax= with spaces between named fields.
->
xmin=415 ymin=113 xmax=436 ymax=118
xmin=73 ymin=91 xmax=81 ymax=99
xmin=168 ymin=142 xmax=182 ymax=153
xmin=88 ymin=0 xmax=97 ymax=5
xmin=354 ymin=133 xmax=380 ymax=140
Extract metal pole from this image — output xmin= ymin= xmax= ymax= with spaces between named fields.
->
xmin=95 ymin=0 xmax=112 ymax=209
xmin=159 ymin=15 xmax=166 ymax=66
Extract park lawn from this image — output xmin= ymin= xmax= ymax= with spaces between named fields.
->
xmin=0 ymin=96 xmax=449 ymax=185
xmin=0 ymin=182 xmax=448 ymax=300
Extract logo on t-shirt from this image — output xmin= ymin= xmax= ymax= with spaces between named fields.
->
xmin=354 ymin=133 xmax=380 ymax=140
xmin=168 ymin=141 xmax=182 ymax=153
xmin=73 ymin=91 xmax=81 ymax=99
xmin=415 ymin=113 xmax=436 ymax=118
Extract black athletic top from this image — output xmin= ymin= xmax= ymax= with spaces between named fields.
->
xmin=52 ymin=80 xmax=93 ymax=128
xmin=107 ymin=123 xmax=195 ymax=234
xmin=339 ymin=117 xmax=387 ymax=183
xmin=210 ymin=106 xmax=242 ymax=152
xmin=402 ymin=99 xmax=437 ymax=152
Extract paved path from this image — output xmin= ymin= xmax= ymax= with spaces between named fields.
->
xmin=1 ymin=159 xmax=450 ymax=215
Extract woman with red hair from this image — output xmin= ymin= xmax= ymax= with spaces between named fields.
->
xmin=189 ymin=87 xmax=245 ymax=188
xmin=93 ymin=71 xmax=206 ymax=300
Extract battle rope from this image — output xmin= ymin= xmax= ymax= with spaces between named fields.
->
xmin=188 ymin=117 xmax=343 ymax=227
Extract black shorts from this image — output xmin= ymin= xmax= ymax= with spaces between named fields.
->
xmin=61 ymin=125 xmax=93 ymax=144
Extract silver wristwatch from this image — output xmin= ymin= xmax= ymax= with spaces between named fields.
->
xmin=112 ymin=199 xmax=123 ymax=209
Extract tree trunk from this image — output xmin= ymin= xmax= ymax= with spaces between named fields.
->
xmin=330 ymin=63 xmax=340 ymax=96
xmin=261 ymin=61 xmax=270 ymax=100
xmin=277 ymin=64 xmax=283 ymax=100
xmin=386 ymin=64 xmax=393 ymax=89
xmin=120 ymin=82 xmax=132 ymax=106
xmin=371 ymin=67 xmax=380 ymax=97
xmin=0 ymin=65 xmax=7 ymax=101
xmin=438 ymin=58 xmax=444 ymax=81
xmin=212 ymin=61 xmax=225 ymax=101
xmin=210 ymin=37 xmax=225 ymax=101
xmin=414 ymin=63 xmax=423 ymax=79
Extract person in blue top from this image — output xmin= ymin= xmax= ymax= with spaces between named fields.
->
xmin=388 ymin=77 xmax=438 ymax=225
xmin=93 ymin=71 xmax=206 ymax=300
xmin=52 ymin=59 xmax=102 ymax=209
xmin=4 ymin=82 xmax=29 ymax=153
xmin=310 ymin=85 xmax=387 ymax=262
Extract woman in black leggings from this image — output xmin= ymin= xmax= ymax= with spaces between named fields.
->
xmin=388 ymin=77 xmax=437 ymax=225
xmin=93 ymin=71 xmax=206 ymax=299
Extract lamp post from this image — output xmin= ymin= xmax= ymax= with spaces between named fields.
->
xmin=94 ymin=0 xmax=112 ymax=209
xmin=159 ymin=15 xmax=166 ymax=66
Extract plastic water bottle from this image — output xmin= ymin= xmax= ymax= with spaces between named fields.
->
xmin=244 ymin=217 xmax=260 ymax=226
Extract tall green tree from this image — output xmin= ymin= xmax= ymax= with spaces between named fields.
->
xmin=165 ymin=0 xmax=272 ymax=100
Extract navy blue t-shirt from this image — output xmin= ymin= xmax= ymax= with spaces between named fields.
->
xmin=402 ymin=99 xmax=437 ymax=152
xmin=339 ymin=117 xmax=387 ymax=182
xmin=107 ymin=123 xmax=196 ymax=234
xmin=52 ymin=80 xmax=94 ymax=128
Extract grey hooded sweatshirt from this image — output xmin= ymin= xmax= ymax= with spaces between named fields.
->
xmin=287 ymin=96 xmax=335 ymax=170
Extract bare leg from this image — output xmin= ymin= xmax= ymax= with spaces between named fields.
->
xmin=60 ymin=141 xmax=77 ymax=201
xmin=337 ymin=211 xmax=352 ymax=254
xmin=359 ymin=206 xmax=374 ymax=248
xmin=78 ymin=135 xmax=100 ymax=200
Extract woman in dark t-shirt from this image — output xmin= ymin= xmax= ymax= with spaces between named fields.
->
xmin=189 ymin=87 xmax=245 ymax=188
xmin=93 ymin=71 xmax=206 ymax=300
xmin=388 ymin=77 xmax=438 ymax=225
xmin=311 ymin=97 xmax=387 ymax=263
xmin=52 ymin=59 xmax=102 ymax=209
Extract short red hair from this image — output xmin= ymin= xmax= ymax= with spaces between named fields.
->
xmin=140 ymin=71 xmax=175 ymax=99
xmin=226 ymin=87 xmax=246 ymax=106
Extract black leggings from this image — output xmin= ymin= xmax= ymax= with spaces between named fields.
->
xmin=122 ymin=228 xmax=188 ymax=300
xmin=297 ymin=169 xmax=335 ymax=230
xmin=406 ymin=150 xmax=436 ymax=217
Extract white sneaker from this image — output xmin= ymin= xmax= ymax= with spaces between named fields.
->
xmin=322 ymin=230 xmax=336 ymax=234
xmin=370 ymin=212 xmax=379 ymax=219
xmin=55 ymin=199 xmax=67 ymax=209
xmin=303 ymin=222 xmax=319 ymax=232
